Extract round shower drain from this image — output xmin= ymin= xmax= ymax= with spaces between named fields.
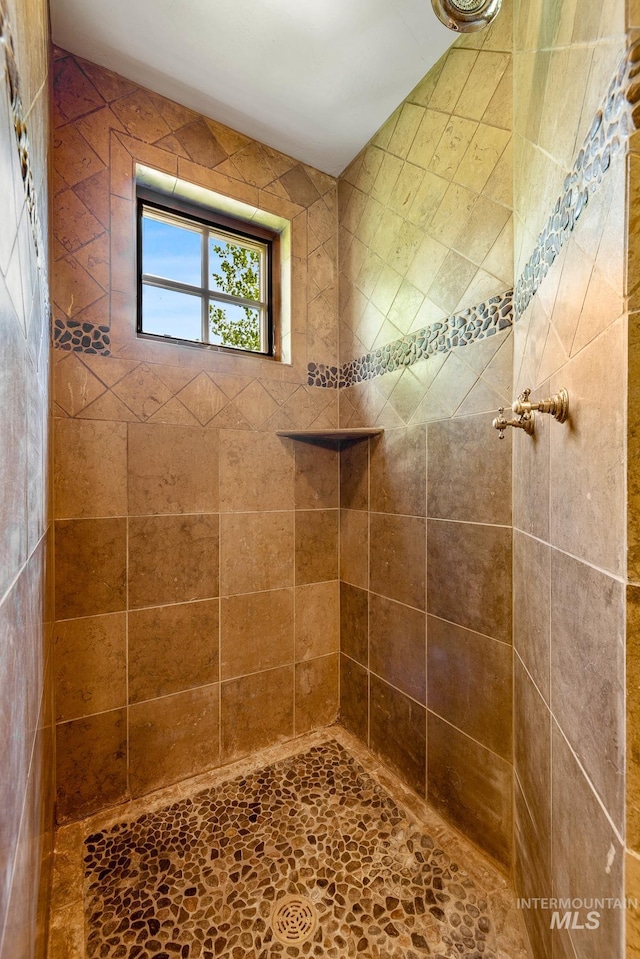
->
xmin=271 ymin=895 xmax=319 ymax=945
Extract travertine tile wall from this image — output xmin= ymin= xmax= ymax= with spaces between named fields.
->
xmin=0 ymin=0 xmax=53 ymax=956
xmin=512 ymin=0 xmax=628 ymax=957
xmin=627 ymin=4 xmax=640 ymax=956
xmin=337 ymin=6 xmax=515 ymax=870
xmin=51 ymin=50 xmax=341 ymax=822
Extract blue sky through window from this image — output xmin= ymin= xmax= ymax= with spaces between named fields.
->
xmin=140 ymin=206 xmax=267 ymax=350
xmin=142 ymin=215 xmax=202 ymax=286
xmin=142 ymin=285 xmax=202 ymax=340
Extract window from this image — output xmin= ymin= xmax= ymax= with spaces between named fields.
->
xmin=137 ymin=191 xmax=277 ymax=355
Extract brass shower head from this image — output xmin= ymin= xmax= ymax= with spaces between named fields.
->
xmin=431 ymin=0 xmax=501 ymax=32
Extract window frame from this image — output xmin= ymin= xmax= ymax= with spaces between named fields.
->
xmin=136 ymin=187 xmax=279 ymax=357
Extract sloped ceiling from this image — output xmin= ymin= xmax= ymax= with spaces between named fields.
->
xmin=49 ymin=0 xmax=454 ymax=175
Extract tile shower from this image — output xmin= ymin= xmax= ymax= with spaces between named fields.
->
xmin=2 ymin=0 xmax=640 ymax=956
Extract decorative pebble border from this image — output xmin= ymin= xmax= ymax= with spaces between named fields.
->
xmin=48 ymin=38 xmax=638 ymax=377
xmin=308 ymin=291 xmax=513 ymax=389
xmin=513 ymin=42 xmax=638 ymax=319
xmin=82 ymin=742 xmax=498 ymax=959
xmin=53 ymin=315 xmax=111 ymax=355
xmin=307 ymin=41 xmax=639 ymax=388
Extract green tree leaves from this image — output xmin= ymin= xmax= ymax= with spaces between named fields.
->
xmin=209 ymin=243 xmax=261 ymax=350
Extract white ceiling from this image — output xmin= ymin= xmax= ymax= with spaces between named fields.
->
xmin=49 ymin=0 xmax=455 ymax=176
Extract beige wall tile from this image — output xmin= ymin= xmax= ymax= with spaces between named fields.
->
xmin=129 ymin=684 xmax=220 ymax=797
xmin=295 ymin=581 xmax=339 ymax=661
xmin=220 ymin=511 xmax=294 ymax=596
xmin=427 ymin=519 xmax=511 ymax=642
xmin=513 ymin=531 xmax=550 ymax=702
xmin=427 ymin=249 xmax=478 ymax=315
xmin=128 ymin=600 xmax=219 ymax=703
xmin=53 ymin=353 xmax=106 ymax=417
xmin=514 ymin=656 xmax=551 ymax=848
xmin=455 ymin=51 xmax=511 ymax=123
xmin=370 ymin=513 xmax=426 ymax=611
xmin=339 ymin=439 xmax=369 ymax=510
xmin=54 ymin=418 xmax=127 ymax=519
xmin=294 ymin=442 xmax=339 ymax=509
xmin=549 ymin=319 xmax=625 ymax=577
xmin=128 ymin=514 xmax=219 ymax=608
xmin=514 ymin=782 xmax=552 ymax=959
xmin=428 ymin=616 xmax=512 ymax=759
xmin=628 ymin=585 xmax=640 ymax=853
xmin=220 ymin=588 xmax=294 ymax=678
xmin=370 ymin=593 xmax=426 ymax=704
xmin=428 ymin=413 xmax=511 ymax=524
xmin=456 ymin=124 xmax=512 ymax=195
xmin=56 ymin=709 xmax=128 ymax=822
xmin=370 ymin=425 xmax=426 ymax=517
xmin=55 ymin=613 xmax=126 ymax=721
xmin=551 ymin=726 xmax=623 ymax=958
xmin=295 ymin=655 xmax=339 ymax=735
xmin=1 ymin=313 xmax=27 ymax=600
xmin=627 ymin=854 xmax=640 ymax=956
xmin=340 ymin=654 xmax=369 ymax=743
xmin=551 ymin=550 xmax=624 ymax=830
xmin=221 ymin=666 xmax=294 ymax=762
xmin=430 ymin=115 xmax=479 ymax=182
xmin=430 ymin=49 xmax=480 ymax=114
xmin=629 ymin=311 xmax=640 ymax=581
xmin=428 ymin=711 xmax=512 ymax=868
xmin=128 ymin=423 xmax=219 ymax=515
xmin=340 ymin=582 xmax=368 ymax=666
xmin=370 ymin=675 xmax=426 ymax=797
xmin=55 ymin=518 xmax=126 ymax=619
xmin=219 ymin=431 xmax=294 ymax=512
xmin=295 ymin=509 xmax=339 ymax=585
xmin=512 ymin=387 xmax=550 ymax=540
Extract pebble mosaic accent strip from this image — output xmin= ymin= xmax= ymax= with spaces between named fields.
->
xmin=514 ymin=43 xmax=639 ymax=319
xmin=82 ymin=741 xmax=498 ymax=959
xmin=308 ymin=41 xmax=640 ymax=388
xmin=309 ymin=291 xmax=514 ymax=389
xmin=53 ymin=317 xmax=111 ymax=355
xmin=0 ymin=2 xmax=47 ymax=284
xmin=50 ymin=41 xmax=637 ymax=374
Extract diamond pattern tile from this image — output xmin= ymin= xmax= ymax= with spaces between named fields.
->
xmin=54 ymin=354 xmax=107 ymax=416
xmin=111 ymin=365 xmax=173 ymax=420
xmin=176 ymin=372 xmax=229 ymax=425
xmin=233 ymin=380 xmax=280 ymax=429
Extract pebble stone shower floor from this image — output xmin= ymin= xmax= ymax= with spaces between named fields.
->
xmin=48 ymin=730 xmax=529 ymax=959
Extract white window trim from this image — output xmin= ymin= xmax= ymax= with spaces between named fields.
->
xmin=136 ymin=164 xmax=292 ymax=364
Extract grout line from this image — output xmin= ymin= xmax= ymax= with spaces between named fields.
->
xmin=426 ymin=515 xmax=513 ymax=531
xmin=425 ymin=707 xmax=512 ymax=769
xmin=426 ymin=610 xmax=512 ymax=649
xmin=513 ymin=648 xmax=550 ymax=725
xmin=550 ymin=713 xmax=624 ymax=850
xmin=512 ymin=526 xmax=627 ymax=586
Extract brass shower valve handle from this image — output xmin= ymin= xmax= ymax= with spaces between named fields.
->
xmin=492 ymin=388 xmax=570 ymax=438
xmin=492 ymin=408 xmax=534 ymax=439
xmin=511 ymin=387 xmax=569 ymax=423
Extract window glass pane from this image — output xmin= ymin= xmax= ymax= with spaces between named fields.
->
xmin=142 ymin=284 xmax=202 ymax=341
xmin=142 ymin=214 xmax=202 ymax=287
xmin=209 ymin=299 xmax=261 ymax=352
xmin=209 ymin=236 xmax=261 ymax=301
